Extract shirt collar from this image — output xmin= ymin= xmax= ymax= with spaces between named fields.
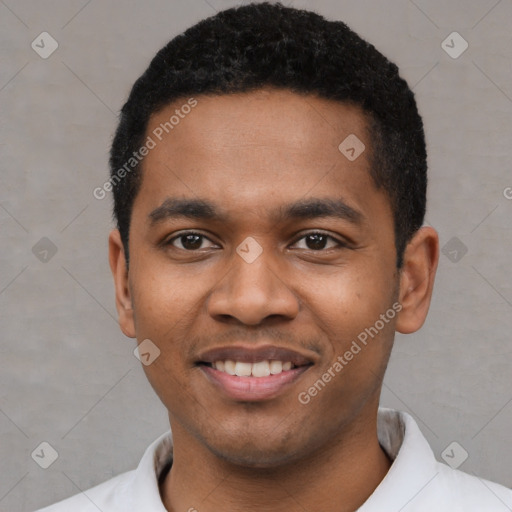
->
xmin=359 ymin=407 xmax=439 ymax=511
xmin=128 ymin=428 xmax=173 ymax=511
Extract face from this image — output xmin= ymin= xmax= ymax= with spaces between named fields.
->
xmin=110 ymin=89 xmax=434 ymax=468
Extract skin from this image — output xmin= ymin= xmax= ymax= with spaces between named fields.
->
xmin=109 ymin=88 xmax=439 ymax=512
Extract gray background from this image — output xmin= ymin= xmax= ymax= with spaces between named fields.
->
xmin=1 ymin=0 xmax=511 ymax=510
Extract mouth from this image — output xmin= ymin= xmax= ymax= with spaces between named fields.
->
xmin=196 ymin=345 xmax=315 ymax=401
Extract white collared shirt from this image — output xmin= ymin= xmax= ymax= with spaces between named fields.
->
xmin=35 ymin=408 xmax=512 ymax=511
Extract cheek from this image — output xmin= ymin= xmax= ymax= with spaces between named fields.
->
xmin=140 ymin=355 xmax=199 ymax=417
xmin=130 ymin=259 xmax=203 ymax=331
xmin=313 ymin=261 xmax=394 ymax=336
xmin=306 ymin=260 xmax=397 ymax=398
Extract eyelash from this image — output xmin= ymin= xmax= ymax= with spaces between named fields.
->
xmin=164 ymin=231 xmax=347 ymax=252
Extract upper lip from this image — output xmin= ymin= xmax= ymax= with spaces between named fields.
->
xmin=197 ymin=345 xmax=315 ymax=366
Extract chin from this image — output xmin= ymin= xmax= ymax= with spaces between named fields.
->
xmin=203 ymin=430 xmax=311 ymax=470
xmin=212 ymin=445 xmax=301 ymax=469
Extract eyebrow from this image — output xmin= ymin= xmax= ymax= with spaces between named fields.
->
xmin=148 ymin=197 xmax=364 ymax=225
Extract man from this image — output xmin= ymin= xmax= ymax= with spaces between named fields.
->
xmin=37 ymin=2 xmax=512 ymax=511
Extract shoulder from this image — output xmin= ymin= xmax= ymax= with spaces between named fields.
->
xmin=429 ymin=461 xmax=512 ymax=510
xmin=33 ymin=429 xmax=173 ymax=512
xmin=374 ymin=409 xmax=512 ymax=511
xmin=34 ymin=470 xmax=135 ymax=512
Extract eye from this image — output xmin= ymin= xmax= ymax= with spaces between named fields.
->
xmin=166 ymin=232 xmax=218 ymax=251
xmin=291 ymin=232 xmax=346 ymax=251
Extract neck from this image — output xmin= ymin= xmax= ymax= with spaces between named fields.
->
xmin=160 ymin=408 xmax=391 ymax=512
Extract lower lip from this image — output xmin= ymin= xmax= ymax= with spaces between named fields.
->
xmin=200 ymin=365 xmax=311 ymax=401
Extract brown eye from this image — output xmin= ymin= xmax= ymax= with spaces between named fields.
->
xmin=291 ymin=232 xmax=344 ymax=251
xmin=167 ymin=232 xmax=216 ymax=251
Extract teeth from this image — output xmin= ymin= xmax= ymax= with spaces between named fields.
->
xmin=212 ymin=359 xmax=295 ymax=377
xmin=224 ymin=360 xmax=236 ymax=375
xmin=234 ymin=361 xmax=252 ymax=377
xmin=269 ymin=360 xmax=282 ymax=374
xmin=252 ymin=361 xmax=271 ymax=377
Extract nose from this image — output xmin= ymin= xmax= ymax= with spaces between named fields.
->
xmin=207 ymin=245 xmax=300 ymax=326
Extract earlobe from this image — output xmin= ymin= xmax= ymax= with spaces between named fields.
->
xmin=395 ymin=226 xmax=439 ymax=334
xmin=108 ymin=229 xmax=136 ymax=338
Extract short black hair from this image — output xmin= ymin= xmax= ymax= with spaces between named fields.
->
xmin=110 ymin=1 xmax=427 ymax=268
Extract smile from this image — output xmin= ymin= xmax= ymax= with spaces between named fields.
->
xmin=196 ymin=344 xmax=316 ymax=401
xmin=200 ymin=363 xmax=311 ymax=401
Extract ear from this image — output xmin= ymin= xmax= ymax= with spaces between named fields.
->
xmin=108 ymin=229 xmax=136 ymax=338
xmin=395 ymin=226 xmax=439 ymax=334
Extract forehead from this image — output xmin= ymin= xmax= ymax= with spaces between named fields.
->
xmin=148 ymin=89 xmax=369 ymax=161
xmin=134 ymin=89 xmax=390 ymax=227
